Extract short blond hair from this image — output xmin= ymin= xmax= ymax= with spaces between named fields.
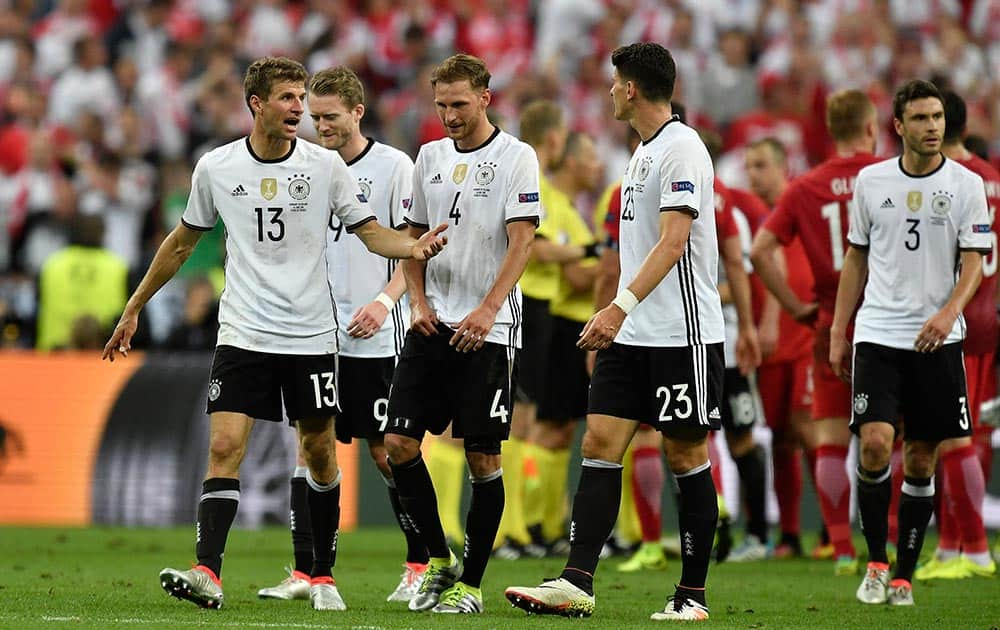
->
xmin=243 ymin=57 xmax=307 ymax=113
xmin=430 ymin=53 xmax=491 ymax=91
xmin=826 ymin=89 xmax=876 ymax=142
xmin=308 ymin=66 xmax=365 ymax=108
xmin=519 ymin=100 xmax=563 ymax=148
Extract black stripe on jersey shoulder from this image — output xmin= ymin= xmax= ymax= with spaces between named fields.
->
xmin=506 ymin=215 xmax=540 ymax=226
xmin=345 ymin=215 xmax=377 ymax=232
xmin=454 ymin=125 xmax=501 ymax=154
xmin=896 ymin=155 xmax=947 ymax=179
xmin=960 ymin=247 xmax=993 ymax=254
xmin=847 ymin=239 xmax=869 ymax=250
xmin=345 ymin=138 xmax=376 ymax=166
xmin=404 ymin=217 xmax=430 ymax=229
xmin=181 ymin=218 xmax=213 ymax=232
xmin=244 ymin=137 xmax=296 ymax=164
xmin=661 ymin=205 xmax=699 ymax=219
xmin=641 ymin=114 xmax=681 ymax=145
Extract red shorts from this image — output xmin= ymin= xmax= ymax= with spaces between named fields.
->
xmin=964 ymin=352 xmax=997 ymax=435
xmin=812 ymin=326 xmax=851 ymax=420
xmin=758 ymin=354 xmax=813 ymax=431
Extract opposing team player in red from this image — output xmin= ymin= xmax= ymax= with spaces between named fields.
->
xmin=914 ymin=89 xmax=998 ymax=579
xmin=750 ymin=90 xmax=882 ymax=574
xmin=735 ymin=138 xmax=815 ymax=561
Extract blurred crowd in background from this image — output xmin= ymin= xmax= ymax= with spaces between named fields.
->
xmin=4 ymin=0 xmax=1000 ymax=352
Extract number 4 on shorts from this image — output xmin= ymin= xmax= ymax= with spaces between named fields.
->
xmin=490 ymin=389 xmax=509 ymax=423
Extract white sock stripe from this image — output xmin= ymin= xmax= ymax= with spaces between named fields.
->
xmin=857 ymin=467 xmax=891 ymax=484
xmin=305 ymin=469 xmax=342 ymax=492
xmin=293 ymin=466 xmax=308 ymax=478
xmin=470 ymin=468 xmax=503 ymax=484
xmin=675 ymin=460 xmax=711 ymax=478
xmin=200 ymin=490 xmax=240 ymax=502
xmin=582 ymin=458 xmax=624 ymax=470
xmin=380 ymin=472 xmax=395 ymax=488
xmin=902 ymin=479 xmax=935 ymax=497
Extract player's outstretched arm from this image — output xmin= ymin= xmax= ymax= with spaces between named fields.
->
xmin=450 ymin=220 xmax=535 ymax=352
xmin=578 ymin=211 xmax=691 ymax=351
xmin=750 ymin=227 xmax=818 ymax=325
xmin=722 ymin=233 xmax=761 ymax=374
xmin=102 ymin=222 xmax=203 ymax=362
xmin=829 ymin=245 xmax=868 ymax=380
xmin=915 ymin=249 xmax=983 ymax=353
xmin=353 ymin=220 xmax=447 ymax=261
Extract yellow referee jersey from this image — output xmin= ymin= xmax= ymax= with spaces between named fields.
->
xmin=545 ymin=186 xmax=597 ymax=323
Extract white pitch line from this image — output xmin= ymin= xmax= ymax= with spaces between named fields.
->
xmin=28 ymin=616 xmax=413 ymax=630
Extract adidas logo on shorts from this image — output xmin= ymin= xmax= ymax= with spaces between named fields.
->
xmin=708 ymin=407 xmax=721 ymax=420
xmin=880 ymin=198 xmax=894 ymax=208
xmin=232 ymin=184 xmax=248 ymax=197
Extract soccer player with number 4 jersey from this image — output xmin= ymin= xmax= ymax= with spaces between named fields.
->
xmin=751 ymin=89 xmax=881 ymax=574
xmin=383 ymin=53 xmax=541 ymax=615
xmin=830 ymin=79 xmax=991 ymax=607
xmin=506 ymin=42 xmax=725 ymax=622
xmin=256 ymin=66 xmax=431 ymax=605
xmin=101 ymin=57 xmax=446 ymax=612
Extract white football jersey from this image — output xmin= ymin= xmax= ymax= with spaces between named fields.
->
xmin=328 ymin=139 xmax=413 ymax=358
xmin=182 ymin=138 xmax=374 ymax=354
xmin=617 ymin=116 xmax=725 ymax=347
xmin=848 ymin=157 xmax=992 ymax=349
xmin=721 ymin=206 xmax=755 ymax=367
xmin=406 ymin=127 xmax=540 ymax=348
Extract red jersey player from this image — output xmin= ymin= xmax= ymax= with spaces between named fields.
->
xmin=735 ymin=138 xmax=815 ymax=561
xmin=751 ymin=90 xmax=881 ymax=573
xmin=915 ymin=90 xmax=998 ymax=579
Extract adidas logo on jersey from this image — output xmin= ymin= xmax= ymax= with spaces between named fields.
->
xmin=880 ymin=198 xmax=894 ymax=208
xmin=232 ymin=185 xmax=248 ymax=197
xmin=430 ymin=173 xmax=442 ymax=184
xmin=708 ymin=407 xmax=721 ymax=420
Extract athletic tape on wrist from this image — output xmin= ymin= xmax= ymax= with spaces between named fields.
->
xmin=611 ymin=289 xmax=639 ymax=315
xmin=375 ymin=292 xmax=395 ymax=310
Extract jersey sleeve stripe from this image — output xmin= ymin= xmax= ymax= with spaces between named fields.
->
xmin=960 ymin=247 xmax=993 ymax=253
xmin=661 ymin=205 xmax=699 ymax=218
xmin=404 ymin=217 xmax=430 ymax=229
xmin=181 ymin=218 xmax=214 ymax=232
xmin=345 ymin=215 xmax=377 ymax=232
xmin=505 ymin=215 xmax=541 ymax=226
xmin=847 ymin=239 xmax=869 ymax=250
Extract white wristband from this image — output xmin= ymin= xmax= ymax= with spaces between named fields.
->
xmin=611 ymin=289 xmax=639 ymax=315
xmin=375 ymin=292 xmax=396 ymax=310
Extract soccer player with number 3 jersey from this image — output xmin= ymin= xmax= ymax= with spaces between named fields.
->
xmin=506 ymin=42 xmax=725 ymax=622
xmin=101 ymin=57 xmax=446 ymax=612
xmin=751 ymin=89 xmax=882 ymax=574
xmin=831 ymin=80 xmax=991 ymax=607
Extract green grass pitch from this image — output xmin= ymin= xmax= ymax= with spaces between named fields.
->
xmin=1 ymin=526 xmax=998 ymax=629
